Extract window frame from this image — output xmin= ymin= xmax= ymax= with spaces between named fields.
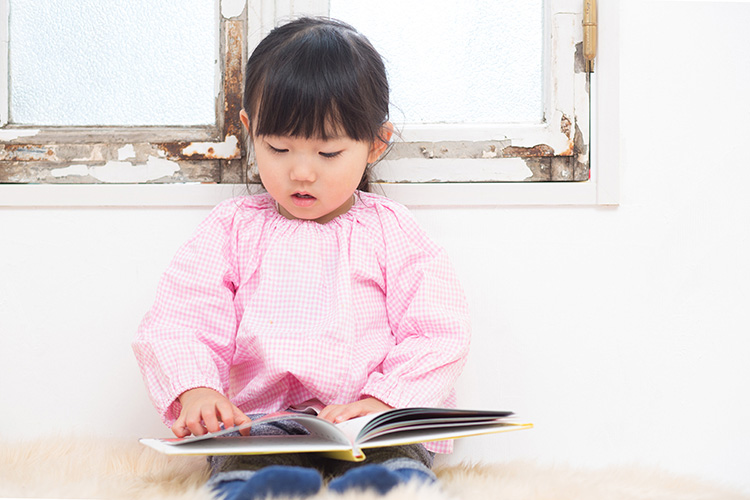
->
xmin=342 ymin=0 xmax=588 ymax=186
xmin=0 ymin=0 xmax=247 ymax=184
xmin=378 ymin=0 xmax=621 ymax=208
xmin=0 ymin=0 xmax=619 ymax=206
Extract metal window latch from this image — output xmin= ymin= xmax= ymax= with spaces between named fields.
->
xmin=584 ymin=0 xmax=597 ymax=73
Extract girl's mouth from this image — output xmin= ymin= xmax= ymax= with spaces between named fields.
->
xmin=291 ymin=192 xmax=316 ymax=207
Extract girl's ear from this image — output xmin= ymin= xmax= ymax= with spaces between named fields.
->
xmin=367 ymin=121 xmax=394 ymax=163
xmin=239 ymin=109 xmax=251 ymax=132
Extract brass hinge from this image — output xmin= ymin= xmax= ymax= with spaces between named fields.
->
xmin=583 ymin=0 xmax=597 ymax=73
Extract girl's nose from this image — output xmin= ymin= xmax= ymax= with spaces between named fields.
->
xmin=289 ymin=158 xmax=317 ymax=182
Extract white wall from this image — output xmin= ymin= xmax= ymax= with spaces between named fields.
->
xmin=2 ymin=0 xmax=749 ymax=493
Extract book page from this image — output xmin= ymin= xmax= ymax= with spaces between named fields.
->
xmin=140 ymin=435 xmax=354 ymax=456
xmin=359 ymin=422 xmax=533 ymax=449
xmin=163 ymin=412 xmax=351 ymax=447
xmin=333 ymin=412 xmax=383 ymax=443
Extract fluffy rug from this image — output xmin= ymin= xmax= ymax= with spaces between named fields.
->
xmin=1 ymin=438 xmax=747 ymax=500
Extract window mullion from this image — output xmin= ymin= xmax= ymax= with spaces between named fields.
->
xmin=218 ymin=7 xmax=247 ymax=183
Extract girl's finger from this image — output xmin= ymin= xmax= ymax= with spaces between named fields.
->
xmin=171 ymin=414 xmax=190 ymax=437
xmin=201 ymin=404 xmax=222 ymax=434
xmin=215 ymin=400 xmax=237 ymax=432
xmin=317 ymin=405 xmax=338 ymax=422
xmin=333 ymin=405 xmax=361 ymax=423
xmin=233 ymin=407 xmax=252 ymax=436
xmin=321 ymin=405 xmax=350 ymax=423
xmin=185 ymin=407 xmax=207 ymax=436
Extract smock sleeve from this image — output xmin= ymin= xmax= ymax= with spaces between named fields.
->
xmin=361 ymin=202 xmax=471 ymax=409
xmin=132 ymin=200 xmax=242 ymax=426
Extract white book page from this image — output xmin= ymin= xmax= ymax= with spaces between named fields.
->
xmin=160 ymin=412 xmax=353 ymax=448
xmin=359 ymin=422 xmax=533 ymax=449
xmin=140 ymin=436 xmax=353 ymax=456
xmin=333 ymin=412 xmax=387 ymax=444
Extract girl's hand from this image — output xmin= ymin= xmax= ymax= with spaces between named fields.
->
xmin=318 ymin=397 xmax=393 ymax=424
xmin=173 ymin=387 xmax=252 ymax=438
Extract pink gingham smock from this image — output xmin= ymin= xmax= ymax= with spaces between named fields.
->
xmin=133 ymin=191 xmax=471 ymax=453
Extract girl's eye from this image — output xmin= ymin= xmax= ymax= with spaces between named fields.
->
xmin=267 ymin=144 xmax=288 ymax=154
xmin=319 ymin=151 xmax=343 ymax=159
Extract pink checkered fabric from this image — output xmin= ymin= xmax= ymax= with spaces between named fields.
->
xmin=133 ymin=191 xmax=471 ymax=454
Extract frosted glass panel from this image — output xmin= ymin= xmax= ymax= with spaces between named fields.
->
xmin=9 ymin=0 xmax=216 ymax=126
xmin=330 ymin=0 xmax=543 ymax=124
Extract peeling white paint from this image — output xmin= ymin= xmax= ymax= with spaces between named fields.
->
xmin=182 ymin=135 xmax=239 ymax=158
xmin=92 ymin=157 xmax=180 ymax=183
xmin=50 ymin=156 xmax=180 ymax=183
xmin=221 ymin=0 xmax=245 ymax=19
xmin=118 ymin=144 xmax=136 ymax=161
xmin=0 ymin=129 xmax=40 ymax=141
xmin=51 ymin=164 xmax=90 ymax=178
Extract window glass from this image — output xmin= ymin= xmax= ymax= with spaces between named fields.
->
xmin=9 ymin=0 xmax=216 ymax=126
xmin=329 ymin=0 xmax=544 ymax=125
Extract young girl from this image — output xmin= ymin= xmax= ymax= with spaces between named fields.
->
xmin=133 ymin=17 xmax=471 ymax=500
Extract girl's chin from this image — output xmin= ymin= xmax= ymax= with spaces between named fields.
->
xmin=278 ymin=202 xmax=324 ymax=222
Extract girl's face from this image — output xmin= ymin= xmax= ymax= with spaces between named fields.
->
xmin=241 ymin=111 xmax=390 ymax=224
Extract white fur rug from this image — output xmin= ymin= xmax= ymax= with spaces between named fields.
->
xmin=1 ymin=438 xmax=747 ymax=500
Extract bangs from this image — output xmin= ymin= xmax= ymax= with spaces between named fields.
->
xmin=247 ymin=22 xmax=388 ymax=142
xmin=254 ymin=79 xmax=349 ymax=141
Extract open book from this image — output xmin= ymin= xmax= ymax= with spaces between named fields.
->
xmin=140 ymin=407 xmax=532 ymax=462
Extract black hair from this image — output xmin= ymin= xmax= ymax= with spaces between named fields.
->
xmin=243 ymin=17 xmax=391 ymax=192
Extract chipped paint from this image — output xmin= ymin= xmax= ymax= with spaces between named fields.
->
xmin=50 ymin=165 xmax=90 ymax=178
xmin=557 ymin=114 xmax=576 ymax=156
xmin=182 ymin=135 xmax=239 ymax=159
xmin=0 ymin=129 xmax=40 ymax=141
xmin=503 ymin=144 xmax=556 ymax=157
xmin=0 ymin=144 xmax=58 ymax=161
xmin=72 ymin=144 xmax=106 ymax=162
xmin=118 ymin=144 xmax=136 ymax=161
xmin=221 ymin=0 xmax=245 ymax=19
xmin=222 ymin=20 xmax=245 ymax=156
xmin=50 ymin=156 xmax=179 ymax=183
